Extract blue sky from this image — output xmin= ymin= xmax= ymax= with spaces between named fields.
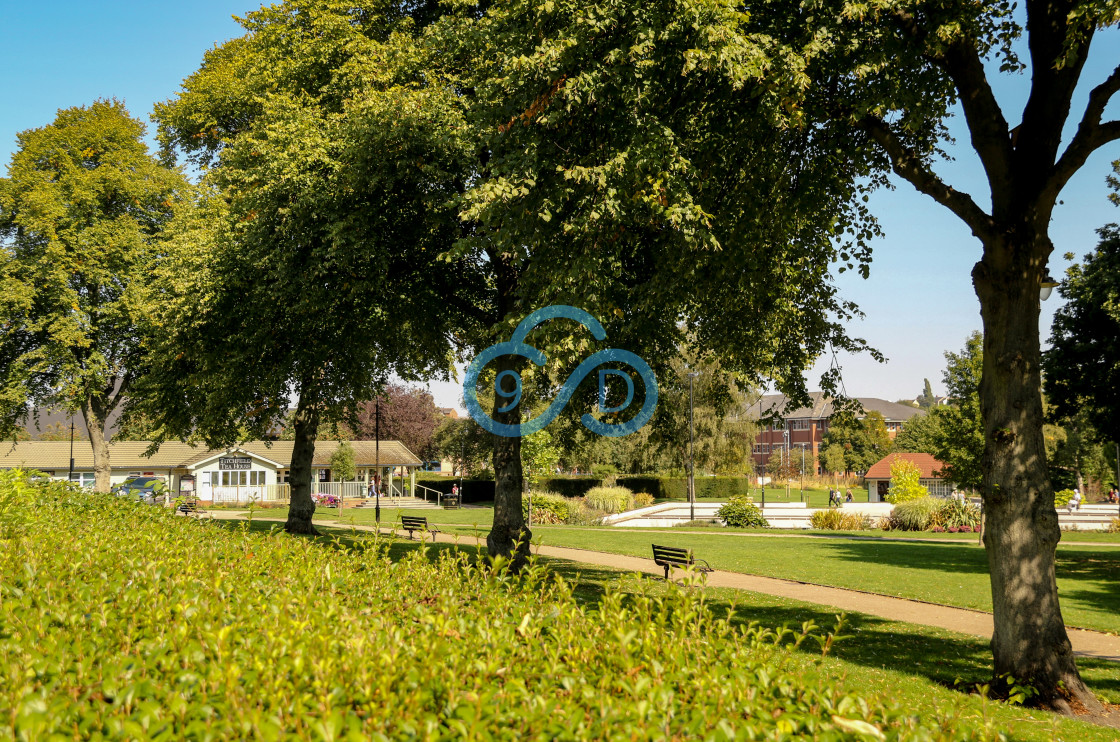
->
xmin=2 ymin=2 xmax=1118 ymax=410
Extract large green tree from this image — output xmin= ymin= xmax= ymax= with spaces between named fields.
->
xmin=820 ymin=409 xmax=891 ymax=474
xmin=1044 ymin=224 xmax=1120 ymax=446
xmin=0 ymin=101 xmax=188 ymax=490
xmin=752 ymin=0 xmax=1120 ymax=709
xmin=437 ymin=0 xmax=879 ymax=564
xmin=931 ymin=332 xmax=986 ymax=491
xmin=892 ymin=409 xmax=944 ymax=454
xmin=138 ymin=0 xmax=471 ymax=533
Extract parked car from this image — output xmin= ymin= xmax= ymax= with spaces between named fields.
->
xmin=111 ymin=476 xmax=167 ymax=503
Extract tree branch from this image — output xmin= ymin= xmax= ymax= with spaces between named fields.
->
xmin=891 ymin=11 xmax=1014 ymax=208
xmin=1048 ymin=63 xmax=1120 ymax=199
xmin=858 ymin=115 xmax=994 ymax=240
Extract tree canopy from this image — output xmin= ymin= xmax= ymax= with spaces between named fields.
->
xmin=1045 ymin=224 xmax=1120 ymax=446
xmin=136 ymin=0 xmax=471 ymax=533
xmin=0 ymin=100 xmax=188 ymax=490
xmin=930 ymin=332 xmax=985 ymax=491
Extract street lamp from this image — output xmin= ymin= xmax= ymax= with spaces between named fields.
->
xmin=1040 ymin=272 xmax=1059 ymax=302
xmin=688 ymin=371 xmax=699 ymax=522
xmin=783 ymin=427 xmax=790 ymax=501
xmin=374 ymin=396 xmax=381 ymax=524
xmin=68 ymin=417 xmax=75 ymax=486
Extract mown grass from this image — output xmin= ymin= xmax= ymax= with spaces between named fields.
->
xmin=427 ymin=524 xmax=1120 ymax=636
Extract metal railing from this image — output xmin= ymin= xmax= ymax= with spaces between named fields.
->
xmin=415 ymin=483 xmax=443 ymax=506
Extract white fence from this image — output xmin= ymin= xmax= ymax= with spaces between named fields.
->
xmin=311 ymin=480 xmax=411 ymax=499
xmin=208 ymin=484 xmax=291 ymax=506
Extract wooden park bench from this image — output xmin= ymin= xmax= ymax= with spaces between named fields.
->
xmin=400 ymin=515 xmax=441 ymax=541
xmin=178 ymin=499 xmax=212 ymax=519
xmin=651 ymin=544 xmax=713 ymax=581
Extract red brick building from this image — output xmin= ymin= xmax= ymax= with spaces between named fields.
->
xmin=751 ymin=393 xmax=925 ymax=474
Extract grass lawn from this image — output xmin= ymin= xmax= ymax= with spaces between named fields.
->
xmin=233 ymin=518 xmax=1120 ymax=740
xmin=431 ymin=524 xmax=1120 ymax=635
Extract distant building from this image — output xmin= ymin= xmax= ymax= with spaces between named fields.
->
xmin=0 ymin=439 xmax=421 ymax=502
xmin=864 ymin=452 xmax=954 ymax=502
xmin=751 ymin=393 xmax=925 ymax=474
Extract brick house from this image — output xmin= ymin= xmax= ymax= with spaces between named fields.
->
xmin=751 ymin=393 xmax=925 ymax=474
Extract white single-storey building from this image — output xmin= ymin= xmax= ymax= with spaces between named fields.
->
xmin=0 ymin=439 xmax=422 ymax=503
xmin=864 ymin=452 xmax=956 ymax=502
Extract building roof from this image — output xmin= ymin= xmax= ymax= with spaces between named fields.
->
xmin=865 ymin=452 xmax=946 ymax=479
xmin=0 ymin=439 xmax=422 ymax=470
xmin=757 ymin=392 xmax=925 ymax=423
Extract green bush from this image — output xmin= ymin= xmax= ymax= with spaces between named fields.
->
xmin=2 ymin=468 xmax=970 ymax=739
xmin=566 ymin=500 xmax=609 ymax=526
xmin=1109 ymin=517 xmax=1120 ymax=534
xmin=536 ymin=476 xmax=601 ymax=498
xmin=616 ymin=476 xmax=756 ymax=500
xmin=886 ymin=458 xmax=929 ymax=503
xmin=524 ymin=491 xmax=572 ymax=524
xmin=888 ymin=497 xmax=942 ymax=531
xmin=810 ymin=509 xmax=872 ymax=531
xmin=716 ymin=496 xmax=769 ymax=528
xmin=584 ymin=485 xmax=634 ymax=514
xmin=1054 ymin=489 xmax=1075 ymax=508
xmin=931 ymin=499 xmax=981 ymax=530
xmin=591 ymin=464 xmax=619 ymax=478
xmin=632 ymin=492 xmax=654 ymax=508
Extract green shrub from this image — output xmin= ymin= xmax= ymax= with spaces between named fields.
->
xmin=886 ymin=458 xmax=929 ymax=503
xmin=632 ymin=492 xmax=655 ymax=508
xmin=524 ymin=491 xmax=572 ymax=524
xmin=1054 ymin=489 xmax=1075 ymax=508
xmin=584 ymin=485 xmax=634 ymax=514
xmin=616 ymin=476 xmax=756 ymax=500
xmin=591 ymin=464 xmax=618 ymax=479
xmin=536 ymin=476 xmax=602 ymax=498
xmin=3 ymin=469 xmax=971 ymax=740
xmin=566 ymin=500 xmax=609 ymax=526
xmin=931 ymin=499 xmax=981 ymax=530
xmin=888 ymin=497 xmax=942 ymax=530
xmin=1108 ymin=517 xmax=1120 ymax=534
xmin=716 ymin=495 xmax=769 ymax=528
xmin=810 ymin=509 xmax=872 ymax=531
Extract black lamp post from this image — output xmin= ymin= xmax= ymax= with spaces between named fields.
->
xmin=68 ymin=418 xmax=75 ymax=485
xmin=688 ymin=371 xmax=698 ymax=522
xmin=374 ymin=397 xmax=381 ymax=524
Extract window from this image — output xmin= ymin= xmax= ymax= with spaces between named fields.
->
xmin=249 ymin=471 xmax=266 ymax=486
xmin=221 ymin=471 xmax=248 ymax=486
xmin=70 ymin=472 xmax=95 ymax=488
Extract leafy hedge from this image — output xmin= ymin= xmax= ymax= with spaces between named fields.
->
xmin=618 ymin=476 xmax=756 ymax=500
xmin=415 ymin=475 xmax=495 ymax=503
xmin=0 ymin=469 xmax=962 ymax=739
xmin=415 ymin=476 xmax=760 ymax=502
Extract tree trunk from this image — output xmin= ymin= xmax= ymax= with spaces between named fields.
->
xmin=81 ymin=399 xmax=112 ymax=493
xmin=285 ymin=383 xmax=320 ymax=536
xmin=486 ymin=352 xmax=531 ymax=568
xmin=973 ymin=236 xmax=1100 ymax=713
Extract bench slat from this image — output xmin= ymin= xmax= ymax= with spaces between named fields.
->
xmin=651 ymin=543 xmax=712 ymax=581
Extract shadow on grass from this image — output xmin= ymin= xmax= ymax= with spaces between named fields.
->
xmin=212 ymin=517 xmax=1120 ymax=705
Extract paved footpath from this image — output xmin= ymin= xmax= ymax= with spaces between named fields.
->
xmin=213 ymin=512 xmax=1120 ymax=663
